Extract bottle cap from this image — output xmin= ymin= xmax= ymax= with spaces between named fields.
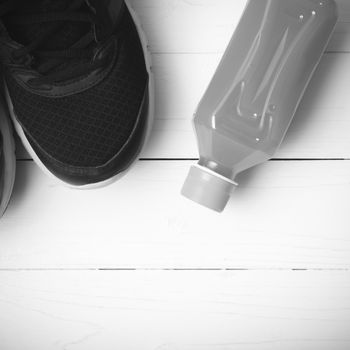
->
xmin=181 ymin=165 xmax=237 ymax=212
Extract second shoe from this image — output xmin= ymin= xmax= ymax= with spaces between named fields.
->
xmin=0 ymin=93 xmax=15 ymax=218
xmin=0 ymin=0 xmax=153 ymax=188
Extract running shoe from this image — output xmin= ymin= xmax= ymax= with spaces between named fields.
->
xmin=0 ymin=93 xmax=15 ymax=218
xmin=0 ymin=0 xmax=153 ymax=188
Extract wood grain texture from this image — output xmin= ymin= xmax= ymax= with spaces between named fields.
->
xmin=0 ymin=161 xmax=349 ymax=269
xmin=2 ymin=2 xmax=350 ymax=349
xmin=1 ymin=271 xmax=350 ymax=350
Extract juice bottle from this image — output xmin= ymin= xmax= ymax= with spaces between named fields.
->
xmin=182 ymin=0 xmax=338 ymax=212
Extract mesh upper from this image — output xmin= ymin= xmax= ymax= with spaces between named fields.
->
xmin=5 ymin=9 xmax=148 ymax=168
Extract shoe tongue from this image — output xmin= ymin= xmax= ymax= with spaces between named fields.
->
xmin=6 ymin=0 xmax=91 ymax=52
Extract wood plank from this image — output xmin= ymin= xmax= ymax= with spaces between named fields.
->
xmin=15 ymin=52 xmax=350 ymax=160
xmin=129 ymin=0 xmax=350 ymax=54
xmin=1 ymin=270 xmax=350 ymax=350
xmin=0 ymin=160 xmax=349 ymax=269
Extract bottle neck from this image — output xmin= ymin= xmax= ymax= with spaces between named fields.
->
xmin=198 ymin=157 xmax=238 ymax=183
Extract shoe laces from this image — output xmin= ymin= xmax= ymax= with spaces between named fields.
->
xmin=0 ymin=0 xmax=111 ymax=84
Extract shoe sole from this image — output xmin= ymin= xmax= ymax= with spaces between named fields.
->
xmin=4 ymin=0 xmax=155 ymax=190
xmin=0 ymin=96 xmax=16 ymax=218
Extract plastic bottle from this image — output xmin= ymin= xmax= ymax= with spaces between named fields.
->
xmin=181 ymin=0 xmax=338 ymax=212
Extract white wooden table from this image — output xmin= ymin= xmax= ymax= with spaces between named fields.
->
xmin=1 ymin=1 xmax=350 ymax=349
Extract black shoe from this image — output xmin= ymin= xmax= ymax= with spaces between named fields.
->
xmin=0 ymin=0 xmax=153 ymax=188
xmin=0 ymin=94 xmax=15 ymax=218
